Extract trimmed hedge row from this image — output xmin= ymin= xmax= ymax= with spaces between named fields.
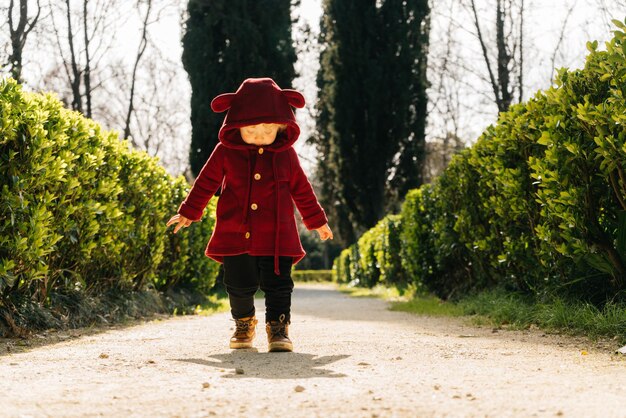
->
xmin=333 ymin=24 xmax=626 ymax=303
xmin=292 ymin=270 xmax=333 ymax=282
xmin=0 ymin=78 xmax=219 ymax=313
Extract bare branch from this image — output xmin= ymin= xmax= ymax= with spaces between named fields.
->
xmin=518 ymin=0 xmax=524 ymax=102
xmin=550 ymin=0 xmax=577 ymax=83
xmin=7 ymin=0 xmax=43 ymax=81
xmin=124 ymin=0 xmax=152 ymax=142
xmin=65 ymin=0 xmax=83 ymax=113
xmin=83 ymin=0 xmax=92 ymax=117
xmin=469 ymin=0 xmax=501 ymax=108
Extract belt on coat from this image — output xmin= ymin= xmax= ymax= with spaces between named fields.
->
xmin=242 ymin=151 xmax=282 ymax=276
xmin=272 ymin=152 xmax=281 ymax=276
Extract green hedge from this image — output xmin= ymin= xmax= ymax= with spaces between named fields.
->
xmin=333 ymin=23 xmax=626 ymax=303
xmin=0 ymin=78 xmax=219 ymax=317
xmin=292 ymin=270 xmax=333 ymax=282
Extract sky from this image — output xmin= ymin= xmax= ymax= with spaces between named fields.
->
xmin=7 ymin=0 xmax=626 ymax=176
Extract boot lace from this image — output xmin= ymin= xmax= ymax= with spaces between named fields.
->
xmin=269 ymin=325 xmax=288 ymax=340
xmin=233 ymin=318 xmax=254 ymax=337
xmin=268 ymin=314 xmax=289 ymax=340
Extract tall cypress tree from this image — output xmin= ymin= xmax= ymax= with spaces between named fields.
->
xmin=182 ymin=0 xmax=298 ymax=176
xmin=314 ymin=0 xmax=430 ymax=245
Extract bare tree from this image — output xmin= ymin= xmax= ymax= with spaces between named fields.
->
xmin=6 ymin=0 xmax=42 ymax=83
xmin=48 ymin=0 xmax=120 ymax=116
xmin=467 ymin=0 xmax=525 ymax=112
xmin=124 ymin=0 xmax=152 ymax=143
xmin=424 ymin=0 xmax=469 ymax=179
xmin=550 ymin=0 xmax=577 ymax=83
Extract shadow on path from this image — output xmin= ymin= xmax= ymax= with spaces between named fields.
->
xmin=173 ymin=351 xmax=350 ymax=379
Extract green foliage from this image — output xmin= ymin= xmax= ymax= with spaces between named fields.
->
xmin=292 ymin=270 xmax=333 ymax=282
xmin=390 ymin=295 xmax=464 ymax=317
xmin=459 ymin=289 xmax=626 ymax=343
xmin=332 ymin=214 xmax=405 ymax=289
xmin=182 ymin=0 xmax=298 ymax=176
xmin=332 ymin=22 xmax=626 ymax=305
xmin=0 ymin=79 xmax=219 ymax=319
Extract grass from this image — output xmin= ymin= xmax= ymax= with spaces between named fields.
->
xmin=185 ymin=288 xmax=230 ymax=316
xmin=458 ymin=289 xmax=626 ymax=343
xmin=337 ymin=283 xmax=408 ymax=300
xmin=339 ymin=282 xmax=626 ymax=345
xmin=390 ymin=295 xmax=464 ymax=317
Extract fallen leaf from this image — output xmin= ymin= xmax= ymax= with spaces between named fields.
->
xmin=616 ymin=345 xmax=626 ymax=355
xmin=581 ymin=350 xmax=588 ymax=356
xmin=358 ymin=362 xmax=370 ymax=366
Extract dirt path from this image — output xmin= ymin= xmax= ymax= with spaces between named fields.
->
xmin=1 ymin=283 xmax=625 ymax=418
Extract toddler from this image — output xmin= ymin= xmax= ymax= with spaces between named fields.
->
xmin=167 ymin=78 xmax=333 ymax=352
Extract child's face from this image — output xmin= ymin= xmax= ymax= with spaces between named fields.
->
xmin=240 ymin=123 xmax=281 ymax=146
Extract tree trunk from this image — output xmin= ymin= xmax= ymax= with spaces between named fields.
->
xmin=65 ymin=0 xmax=83 ymax=113
xmin=7 ymin=0 xmax=41 ymax=83
xmin=124 ymin=0 xmax=152 ymax=143
xmin=83 ymin=0 xmax=92 ymax=118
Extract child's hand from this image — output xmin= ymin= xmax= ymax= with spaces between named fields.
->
xmin=166 ymin=214 xmax=192 ymax=233
xmin=315 ymin=224 xmax=333 ymax=241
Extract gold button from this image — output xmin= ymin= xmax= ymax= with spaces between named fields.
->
xmin=258 ymin=148 xmax=264 ymax=154
xmin=254 ymin=173 xmax=261 ymax=180
xmin=251 ymin=203 xmax=258 ymax=210
xmin=245 ymin=232 xmax=250 ymax=239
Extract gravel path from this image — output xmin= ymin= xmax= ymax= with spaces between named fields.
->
xmin=1 ymin=283 xmax=625 ymax=418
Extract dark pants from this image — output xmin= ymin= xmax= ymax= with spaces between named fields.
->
xmin=223 ymin=254 xmax=294 ymax=323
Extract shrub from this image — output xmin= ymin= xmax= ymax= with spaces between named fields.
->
xmin=292 ymin=270 xmax=333 ymax=282
xmin=0 ymin=78 xmax=219 ymax=317
xmin=333 ymin=22 xmax=626 ymax=304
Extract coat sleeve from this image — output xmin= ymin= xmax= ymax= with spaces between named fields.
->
xmin=288 ymin=148 xmax=328 ymax=230
xmin=178 ymin=143 xmax=225 ymax=221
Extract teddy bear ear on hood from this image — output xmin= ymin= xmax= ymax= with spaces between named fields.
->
xmin=211 ymin=93 xmax=236 ymax=113
xmin=282 ymin=89 xmax=305 ymax=109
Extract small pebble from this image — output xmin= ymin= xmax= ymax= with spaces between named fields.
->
xmin=295 ymin=385 xmax=305 ymax=392
xmin=235 ymin=368 xmax=244 ymax=374
xmin=202 ymin=382 xmax=210 ymax=389
xmin=99 ymin=353 xmax=109 ymax=359
xmin=147 ymin=360 xmax=155 ymax=364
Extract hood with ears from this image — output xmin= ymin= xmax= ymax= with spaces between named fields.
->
xmin=211 ymin=78 xmax=305 ymax=152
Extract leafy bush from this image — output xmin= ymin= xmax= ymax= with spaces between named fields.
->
xmin=292 ymin=270 xmax=333 ymax=282
xmin=333 ymin=22 xmax=626 ymax=304
xmin=0 ymin=78 xmax=219 ymax=322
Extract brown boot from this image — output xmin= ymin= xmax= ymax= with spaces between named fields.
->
xmin=229 ymin=316 xmax=258 ymax=349
xmin=266 ymin=314 xmax=293 ymax=352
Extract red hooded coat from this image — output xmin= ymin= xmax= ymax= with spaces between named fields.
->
xmin=177 ymin=78 xmax=328 ymax=275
